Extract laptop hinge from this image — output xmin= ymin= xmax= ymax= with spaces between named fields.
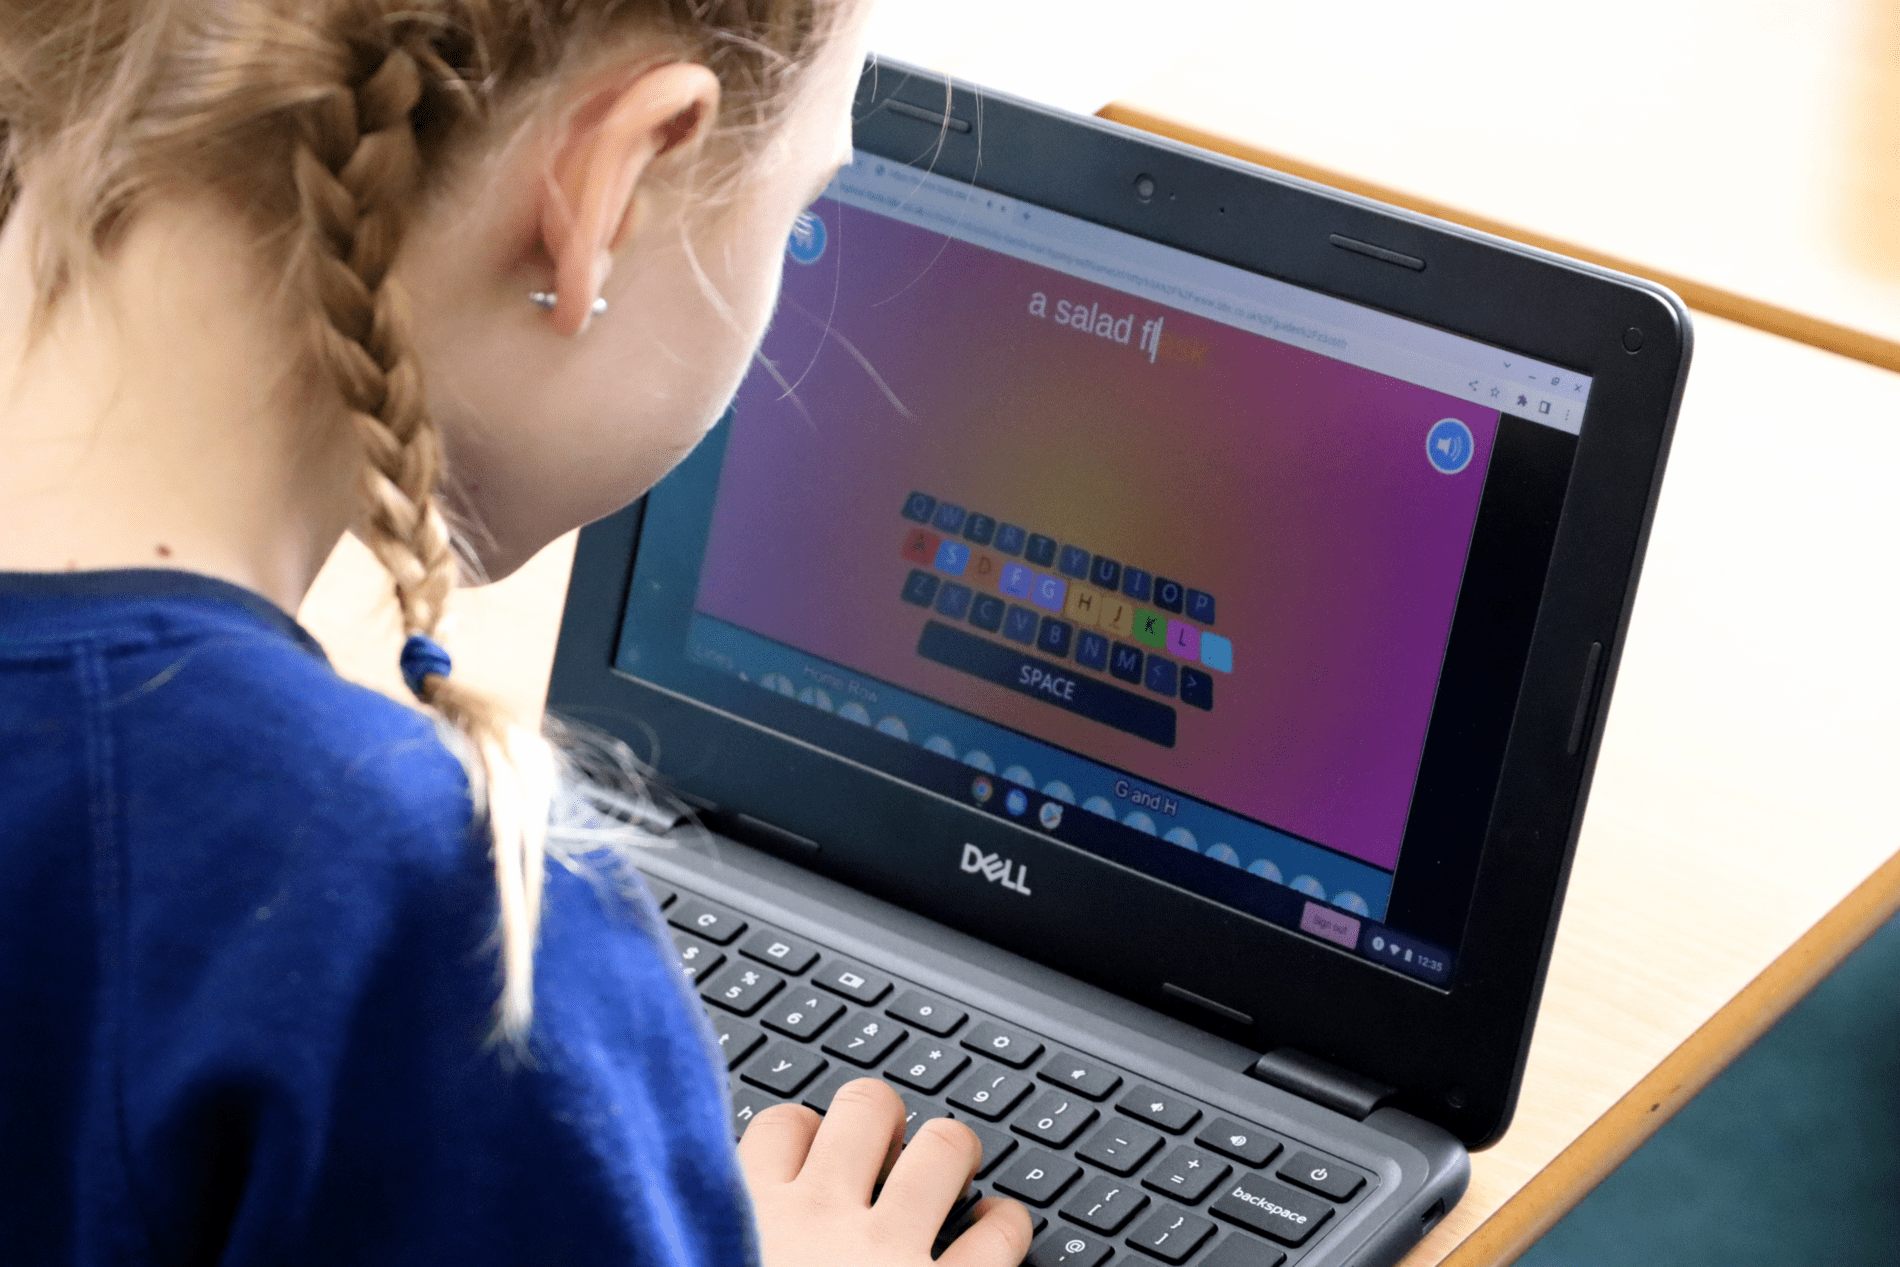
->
xmin=1249 ymin=1048 xmax=1395 ymax=1121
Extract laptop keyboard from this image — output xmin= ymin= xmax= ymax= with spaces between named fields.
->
xmin=656 ymin=880 xmax=1375 ymax=1267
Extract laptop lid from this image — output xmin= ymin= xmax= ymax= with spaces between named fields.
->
xmin=548 ymin=61 xmax=1690 ymax=1149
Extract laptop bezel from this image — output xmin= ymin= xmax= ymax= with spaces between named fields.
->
xmin=547 ymin=62 xmax=1690 ymax=1148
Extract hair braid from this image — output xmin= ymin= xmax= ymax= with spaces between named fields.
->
xmin=3 ymin=0 xmax=845 ymax=1052
xmin=288 ymin=33 xmax=550 ymax=1043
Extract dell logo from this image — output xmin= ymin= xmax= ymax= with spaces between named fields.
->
xmin=960 ymin=843 xmax=1033 ymax=896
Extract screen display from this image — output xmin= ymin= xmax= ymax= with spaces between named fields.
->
xmin=614 ymin=153 xmax=1589 ymax=986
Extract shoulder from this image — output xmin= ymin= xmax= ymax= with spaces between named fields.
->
xmin=101 ymin=599 xmax=476 ymax=873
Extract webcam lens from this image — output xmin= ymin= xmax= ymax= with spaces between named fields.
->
xmin=1134 ymin=174 xmax=1156 ymax=200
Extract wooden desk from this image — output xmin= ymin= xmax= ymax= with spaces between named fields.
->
xmin=1103 ymin=0 xmax=1900 ymax=372
xmin=1404 ymin=313 xmax=1900 ymax=1263
xmin=301 ymin=309 xmax=1900 ymax=1265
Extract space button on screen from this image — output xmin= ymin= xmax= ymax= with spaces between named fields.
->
xmin=915 ymin=621 xmax=1176 ymax=748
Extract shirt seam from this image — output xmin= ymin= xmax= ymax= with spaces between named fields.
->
xmin=78 ymin=639 xmax=161 ymax=1267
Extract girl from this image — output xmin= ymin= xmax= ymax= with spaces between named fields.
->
xmin=0 ymin=1 xmax=1030 ymax=1263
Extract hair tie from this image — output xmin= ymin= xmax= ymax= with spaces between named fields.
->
xmin=400 ymin=633 xmax=453 ymax=699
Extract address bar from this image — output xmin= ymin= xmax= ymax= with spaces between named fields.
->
xmin=827 ymin=153 xmax=1589 ymax=434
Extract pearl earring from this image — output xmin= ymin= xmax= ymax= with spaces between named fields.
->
xmin=530 ymin=291 xmax=609 ymax=317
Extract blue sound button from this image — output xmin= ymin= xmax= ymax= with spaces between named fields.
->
xmin=786 ymin=211 xmax=827 ymax=265
xmin=1426 ymin=418 xmax=1475 ymax=474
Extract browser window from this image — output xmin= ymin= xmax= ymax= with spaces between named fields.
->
xmin=613 ymin=153 xmax=1593 ymax=984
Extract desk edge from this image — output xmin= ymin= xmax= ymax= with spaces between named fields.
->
xmin=1435 ymin=844 xmax=1900 ymax=1266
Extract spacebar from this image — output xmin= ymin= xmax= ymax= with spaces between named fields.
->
xmin=915 ymin=620 xmax=1176 ymax=748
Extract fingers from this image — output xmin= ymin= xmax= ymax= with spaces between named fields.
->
xmin=874 ymin=1115 xmax=983 ymax=1231
xmin=795 ymin=1078 xmax=909 ymax=1204
xmin=936 ymin=1196 xmax=1036 ymax=1267
xmin=735 ymin=1102 xmax=820 ymax=1187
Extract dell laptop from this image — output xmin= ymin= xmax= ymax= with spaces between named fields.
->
xmin=546 ymin=60 xmax=1690 ymax=1267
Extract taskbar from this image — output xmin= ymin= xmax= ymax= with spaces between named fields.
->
xmin=927 ymin=750 xmax=1454 ymax=989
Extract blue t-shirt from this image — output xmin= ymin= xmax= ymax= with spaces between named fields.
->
xmin=0 ymin=569 xmax=755 ymax=1265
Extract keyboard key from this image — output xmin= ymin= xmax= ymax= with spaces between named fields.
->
xmin=949 ymin=1116 xmax=1018 ymax=1178
xmin=947 ymin=1064 xmax=1034 ymax=1120
xmin=702 ymin=963 xmax=785 ymax=1016
xmin=898 ymin=1089 xmax=951 ymax=1143
xmin=1076 ymin=1118 xmax=1165 ymax=1176
xmin=1039 ymin=1052 xmax=1122 ymax=1101
xmin=901 ymin=491 xmax=941 ymax=524
xmin=1198 ymin=1234 xmax=1286 ymax=1267
xmin=1118 ymin=1085 xmax=1201 ymax=1134
xmin=887 ymin=1037 xmax=970 ymax=1094
xmin=813 ymin=960 xmax=893 ymax=1006
xmin=903 ymin=569 xmax=941 ymax=607
xmin=1126 ymin=1205 xmax=1216 ymax=1264
xmin=1012 ymin=1089 xmax=1099 ymax=1148
xmin=1195 ymin=1118 xmax=1281 ymax=1168
xmin=667 ymin=897 xmax=747 ymax=945
xmin=1275 ymin=1151 xmax=1364 ymax=1202
xmin=1142 ymin=1145 xmax=1231 ymax=1204
xmin=1059 ymin=1174 xmax=1150 ymax=1235
xmin=970 ymin=594 xmax=1006 ymax=632
xmin=993 ymin=1149 xmax=1082 ymax=1207
xmin=962 ymin=1019 xmax=1044 ymax=1068
xmin=822 ymin=1012 xmax=908 ymax=1067
xmin=887 ymin=989 xmax=968 ymax=1036
xmin=740 ymin=928 xmax=820 ymax=974
xmin=1028 ymin=1227 xmax=1114 ymax=1267
xmin=761 ymin=987 xmax=846 ymax=1042
xmin=709 ymin=1017 xmax=765 ymax=1068
xmin=1209 ymin=1174 xmax=1332 ymax=1247
xmin=730 ymin=1086 xmax=781 ymax=1140
xmin=670 ymin=930 xmax=725 ymax=982
xmin=800 ymin=1065 xmax=860 ymax=1114
xmin=1180 ymin=667 xmax=1214 ymax=712
xmin=741 ymin=1041 xmax=828 ymax=1097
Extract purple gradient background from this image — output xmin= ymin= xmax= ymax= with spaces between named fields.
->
xmin=695 ymin=200 xmax=1498 ymax=871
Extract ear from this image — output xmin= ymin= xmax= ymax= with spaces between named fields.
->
xmin=536 ymin=62 xmax=721 ymax=337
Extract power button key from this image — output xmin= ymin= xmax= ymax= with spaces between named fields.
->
xmin=1275 ymin=1150 xmax=1364 ymax=1202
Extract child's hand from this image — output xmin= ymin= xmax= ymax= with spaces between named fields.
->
xmin=739 ymin=1077 xmax=1035 ymax=1267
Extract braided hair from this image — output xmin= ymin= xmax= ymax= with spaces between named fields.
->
xmin=0 ymin=0 xmax=838 ymax=1043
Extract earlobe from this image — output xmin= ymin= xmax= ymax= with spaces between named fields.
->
xmin=535 ymin=62 xmax=721 ymax=338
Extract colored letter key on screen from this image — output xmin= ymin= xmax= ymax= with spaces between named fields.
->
xmin=1166 ymin=621 xmax=1200 ymax=661
xmin=901 ymin=529 xmax=940 ymax=566
xmin=1032 ymin=573 xmax=1068 ymax=613
xmin=934 ymin=540 xmax=972 ymax=576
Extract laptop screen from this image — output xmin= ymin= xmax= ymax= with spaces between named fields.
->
xmin=612 ymin=151 xmax=1591 ymax=989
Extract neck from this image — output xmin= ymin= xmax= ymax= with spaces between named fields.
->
xmin=0 ymin=189 xmax=359 ymax=612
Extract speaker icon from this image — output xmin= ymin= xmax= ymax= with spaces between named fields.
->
xmin=1426 ymin=418 xmax=1475 ymax=474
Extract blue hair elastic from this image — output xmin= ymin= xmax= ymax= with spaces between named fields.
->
xmin=400 ymin=633 xmax=453 ymax=699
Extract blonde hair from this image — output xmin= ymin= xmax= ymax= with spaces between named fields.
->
xmin=0 ymin=0 xmax=839 ymax=1044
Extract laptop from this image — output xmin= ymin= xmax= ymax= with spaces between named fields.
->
xmin=546 ymin=60 xmax=1690 ymax=1267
